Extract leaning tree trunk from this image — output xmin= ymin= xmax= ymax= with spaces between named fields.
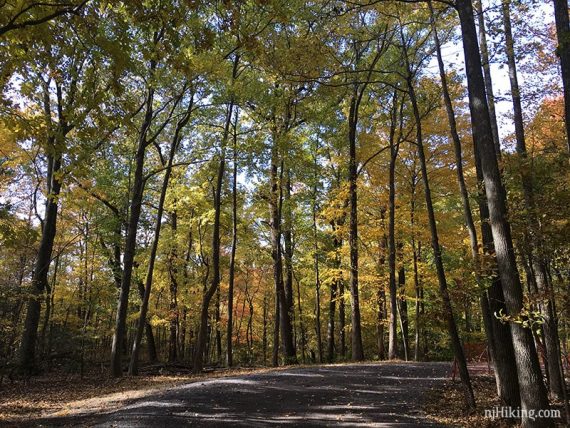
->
xmin=111 ymin=85 xmax=154 ymax=378
xmin=428 ymin=0 xmax=520 ymax=407
xmin=20 ymin=151 xmax=62 ymax=373
xmin=194 ymin=100 xmax=234 ymax=373
xmin=474 ymin=0 xmax=501 ymax=158
xmin=456 ymin=0 xmax=552 ymax=423
xmin=502 ymin=0 xmax=565 ymax=399
xmin=407 ymin=82 xmax=476 ymax=411
xmin=129 ymin=97 xmax=190 ymax=375
xmin=401 ymin=27 xmax=476 ymax=409
xmin=553 ymin=0 xmax=570 ymax=152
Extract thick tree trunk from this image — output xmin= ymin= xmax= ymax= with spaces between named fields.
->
xmin=553 ymin=0 xmax=570 ymax=152
xmin=215 ymin=286 xmax=222 ymax=364
xmin=502 ymin=0 xmax=564 ymax=399
xmin=429 ymin=0 xmax=519 ymax=406
xmin=20 ymin=151 xmax=62 ymax=373
xmin=456 ymin=0 xmax=552 ymax=423
xmin=339 ymin=279 xmax=346 ymax=359
xmin=272 ymin=289 xmax=280 ymax=366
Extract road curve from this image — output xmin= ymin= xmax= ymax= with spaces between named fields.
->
xmin=38 ymin=362 xmax=451 ymax=427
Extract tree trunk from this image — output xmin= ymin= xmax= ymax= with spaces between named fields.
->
xmin=226 ymin=109 xmax=239 ymax=367
xmin=339 ymin=278 xmax=346 ymax=359
xmin=327 ymin=222 xmax=339 ymax=363
xmin=129 ymin=95 xmax=190 ymax=375
xmin=20 ymin=151 xmax=62 ymax=373
xmin=388 ymin=91 xmax=400 ymax=360
xmin=398 ymin=263 xmax=409 ymax=361
xmin=429 ymin=0 xmax=519 ymax=406
xmin=553 ymin=0 xmax=570 ymax=152
xmin=283 ymin=167 xmax=296 ymax=344
xmin=168 ymin=210 xmax=179 ymax=363
xmin=377 ymin=222 xmax=388 ymax=360
xmin=312 ymin=162 xmax=323 ymax=363
xmin=111 ymin=85 xmax=154 ymax=378
xmin=348 ymin=93 xmax=365 ymax=361
xmin=193 ymin=106 xmax=231 ymax=373
xmin=272 ymin=290 xmax=280 ymax=366
xmin=456 ymin=0 xmax=552 ymax=422
xmin=402 ymin=27 xmax=476 ymax=409
xmin=474 ymin=0 xmax=501 ymax=158
xmin=269 ymin=137 xmax=297 ymax=364
xmin=502 ymin=0 xmax=565 ymax=399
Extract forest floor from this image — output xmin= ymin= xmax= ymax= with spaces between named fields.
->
xmin=1 ymin=361 xmax=451 ymax=426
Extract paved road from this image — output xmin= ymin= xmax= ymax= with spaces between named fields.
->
xmin=38 ymin=362 xmax=451 ymax=427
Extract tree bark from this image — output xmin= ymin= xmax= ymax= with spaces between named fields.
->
xmin=388 ymin=90 xmax=400 ymax=360
xmin=429 ymin=0 xmax=519 ymax=406
xmin=456 ymin=0 xmax=552 ymax=422
xmin=474 ymin=0 xmax=501 ymax=158
xmin=226 ymin=109 xmax=239 ymax=367
xmin=401 ymin=24 xmax=476 ymax=409
xmin=283 ymin=167 xmax=296 ymax=344
xmin=20 ymin=151 xmax=62 ymax=373
xmin=129 ymin=94 xmax=191 ymax=375
xmin=398 ymin=262 xmax=409 ymax=361
xmin=168 ymin=210 xmax=179 ymax=364
xmin=111 ymin=82 xmax=155 ymax=378
xmin=502 ymin=0 xmax=564 ymax=399
xmin=193 ymin=103 xmax=233 ymax=373
xmin=268 ymin=134 xmax=297 ymax=364
xmin=348 ymin=93 xmax=365 ymax=361
xmin=327 ymin=222 xmax=340 ymax=363
xmin=553 ymin=0 xmax=570 ymax=152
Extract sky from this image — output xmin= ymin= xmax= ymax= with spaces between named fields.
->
xmin=428 ymin=0 xmax=557 ymax=145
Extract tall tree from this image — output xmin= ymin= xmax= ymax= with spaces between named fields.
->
xmin=455 ymin=0 xmax=552 ymax=423
xmin=501 ymin=0 xmax=564 ymax=399
xmin=399 ymin=17 xmax=476 ymax=411
xmin=552 ymin=0 xmax=570 ymax=151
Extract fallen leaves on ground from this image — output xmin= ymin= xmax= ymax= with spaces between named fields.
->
xmin=424 ymin=375 xmax=567 ymax=427
xmin=0 ymin=365 xmax=268 ymax=423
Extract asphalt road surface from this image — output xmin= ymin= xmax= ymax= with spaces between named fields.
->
xmin=36 ymin=362 xmax=451 ymax=427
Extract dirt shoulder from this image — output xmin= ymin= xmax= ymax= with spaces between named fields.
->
xmin=0 ymin=365 xmax=268 ymax=423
